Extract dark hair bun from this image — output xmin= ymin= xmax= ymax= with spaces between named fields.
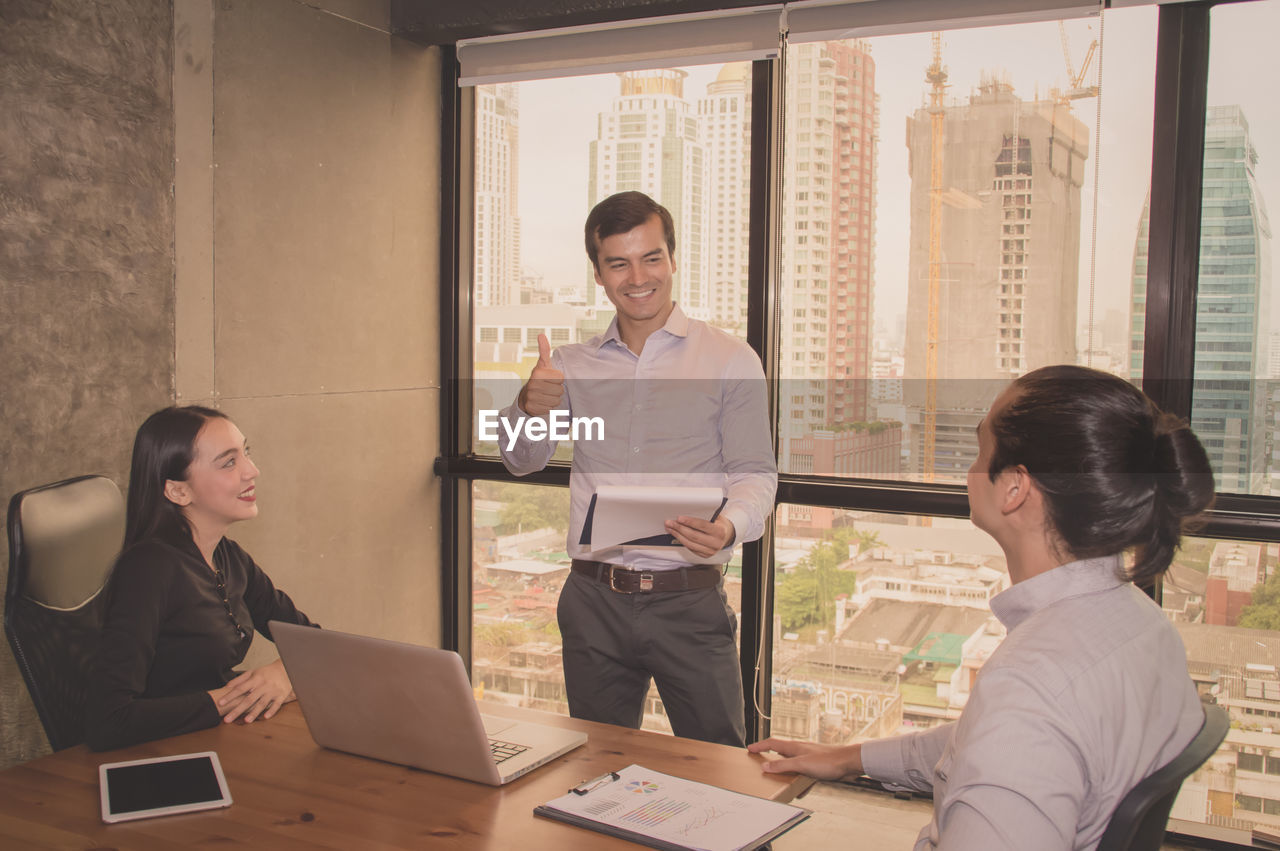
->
xmin=988 ymin=365 xmax=1215 ymax=585
xmin=1152 ymin=418 xmax=1215 ymax=518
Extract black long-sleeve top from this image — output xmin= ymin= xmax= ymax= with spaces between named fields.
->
xmin=85 ymin=527 xmax=313 ymax=751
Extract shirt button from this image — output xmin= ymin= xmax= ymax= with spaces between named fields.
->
xmin=633 ymin=447 xmax=640 ymax=453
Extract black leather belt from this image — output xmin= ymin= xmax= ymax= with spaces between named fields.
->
xmin=570 ymin=559 xmax=723 ymax=593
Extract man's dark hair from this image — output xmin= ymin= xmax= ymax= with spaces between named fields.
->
xmin=987 ymin=364 xmax=1215 ymax=585
xmin=584 ymin=191 xmax=676 ymax=271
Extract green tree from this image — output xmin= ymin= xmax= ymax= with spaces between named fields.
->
xmin=1238 ymin=571 xmax=1280 ymax=630
xmin=495 ymin=483 xmax=570 ymax=535
xmin=775 ymin=535 xmax=858 ymax=632
xmin=853 ymin=529 xmax=883 ymax=554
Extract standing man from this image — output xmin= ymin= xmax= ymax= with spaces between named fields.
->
xmin=500 ymin=191 xmax=776 ymax=746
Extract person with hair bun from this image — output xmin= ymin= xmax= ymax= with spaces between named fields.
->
xmin=86 ymin=406 xmax=315 ymax=751
xmin=750 ymin=365 xmax=1215 ymax=850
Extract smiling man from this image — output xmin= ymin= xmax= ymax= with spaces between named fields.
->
xmin=499 ymin=191 xmax=776 ymax=746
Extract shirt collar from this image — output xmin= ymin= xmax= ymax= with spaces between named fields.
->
xmin=153 ymin=522 xmax=226 ymax=565
xmin=989 ymin=554 xmax=1127 ymax=632
xmin=592 ymin=303 xmax=690 ymax=353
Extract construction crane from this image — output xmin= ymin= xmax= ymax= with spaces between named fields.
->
xmin=922 ymin=32 xmax=948 ymax=484
xmin=1055 ymin=21 xmax=1098 ymax=106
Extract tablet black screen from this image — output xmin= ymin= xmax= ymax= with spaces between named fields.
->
xmin=106 ymin=756 xmax=224 ymax=815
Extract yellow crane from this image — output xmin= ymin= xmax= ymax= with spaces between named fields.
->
xmin=1056 ymin=22 xmax=1098 ymax=106
xmin=923 ymin=32 xmax=948 ymax=484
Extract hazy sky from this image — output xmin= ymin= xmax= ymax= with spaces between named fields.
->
xmin=507 ymin=2 xmax=1277 ymax=348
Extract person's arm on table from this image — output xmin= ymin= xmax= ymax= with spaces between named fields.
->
xmin=749 ymin=723 xmax=952 ymax=794
xmin=214 ymin=542 xmax=316 ymax=725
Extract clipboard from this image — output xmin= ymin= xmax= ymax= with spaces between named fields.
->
xmin=579 ymin=487 xmax=728 ymax=550
xmin=534 ymin=763 xmax=810 ymax=851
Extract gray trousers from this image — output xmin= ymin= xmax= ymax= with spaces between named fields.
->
xmin=556 ymin=571 xmax=746 ymax=747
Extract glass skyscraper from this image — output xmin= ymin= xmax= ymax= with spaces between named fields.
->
xmin=1130 ymin=105 xmax=1273 ymax=492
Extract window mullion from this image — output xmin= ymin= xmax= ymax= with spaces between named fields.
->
xmin=1140 ymin=2 xmax=1211 ymax=420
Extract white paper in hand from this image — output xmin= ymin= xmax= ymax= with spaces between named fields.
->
xmin=586 ymin=486 xmax=726 ymax=551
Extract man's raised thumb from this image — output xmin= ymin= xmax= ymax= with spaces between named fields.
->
xmin=536 ymin=333 xmax=553 ymax=368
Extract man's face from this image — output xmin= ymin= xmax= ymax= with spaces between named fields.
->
xmin=592 ymin=214 xmax=676 ymax=327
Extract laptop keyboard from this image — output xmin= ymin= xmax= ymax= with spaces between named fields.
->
xmin=489 ymin=739 xmax=530 ymax=764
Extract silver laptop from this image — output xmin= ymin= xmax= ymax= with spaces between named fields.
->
xmin=270 ymin=621 xmax=587 ymax=785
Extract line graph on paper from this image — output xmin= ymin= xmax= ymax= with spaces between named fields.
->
xmin=676 ymin=804 xmax=731 ymax=837
xmin=618 ymin=797 xmax=691 ymax=828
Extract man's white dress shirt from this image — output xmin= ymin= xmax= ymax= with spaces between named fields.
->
xmin=499 ymin=305 xmax=777 ymax=569
xmin=860 ymin=555 xmax=1204 ymax=851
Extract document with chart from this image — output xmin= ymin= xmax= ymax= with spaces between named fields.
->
xmin=534 ymin=763 xmax=809 ymax=851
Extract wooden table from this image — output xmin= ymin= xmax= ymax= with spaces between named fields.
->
xmin=0 ymin=702 xmax=811 ymax=849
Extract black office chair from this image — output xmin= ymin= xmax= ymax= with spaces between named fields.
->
xmin=1097 ymin=701 xmax=1230 ymax=851
xmin=5 ymin=475 xmax=124 ymax=751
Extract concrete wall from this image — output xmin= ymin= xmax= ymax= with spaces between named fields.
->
xmin=0 ymin=0 xmax=442 ymax=767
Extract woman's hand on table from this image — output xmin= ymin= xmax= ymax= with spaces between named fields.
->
xmin=209 ymin=659 xmax=295 ymax=724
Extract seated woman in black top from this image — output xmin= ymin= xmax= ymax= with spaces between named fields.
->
xmin=86 ymin=406 xmax=315 ymax=751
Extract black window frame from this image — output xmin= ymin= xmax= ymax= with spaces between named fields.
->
xmin=434 ymin=4 xmax=1280 ymax=847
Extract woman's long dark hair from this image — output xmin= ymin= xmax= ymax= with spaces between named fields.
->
xmin=987 ymin=365 xmax=1215 ymax=584
xmin=123 ymin=406 xmax=228 ymax=549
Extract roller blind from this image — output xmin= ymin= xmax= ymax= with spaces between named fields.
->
xmin=457 ymin=6 xmax=782 ymax=86
xmin=457 ymin=0 xmax=1109 ymax=86
xmin=786 ymin=0 xmax=1099 ymax=44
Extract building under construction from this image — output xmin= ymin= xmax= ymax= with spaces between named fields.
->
xmin=903 ymin=76 xmax=1090 ymax=481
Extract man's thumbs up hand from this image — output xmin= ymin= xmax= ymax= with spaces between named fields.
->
xmin=519 ymin=333 xmax=565 ymax=418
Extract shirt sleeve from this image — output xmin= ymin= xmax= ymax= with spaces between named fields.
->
xmin=717 ymin=348 xmax=777 ymax=545
xmin=498 ymin=350 xmax=565 ymax=476
xmin=860 ymin=722 xmax=955 ymax=795
xmin=84 ymin=548 xmax=221 ymax=752
xmin=231 ymin=543 xmax=315 ymax=641
xmin=928 ymin=667 xmax=1087 ymax=851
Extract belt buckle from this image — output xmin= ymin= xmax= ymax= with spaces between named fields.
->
xmin=607 ymin=567 xmax=654 ymax=593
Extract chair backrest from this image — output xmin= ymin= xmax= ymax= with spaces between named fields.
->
xmin=5 ymin=476 xmax=124 ymax=751
xmin=1097 ymin=702 xmax=1230 ymax=851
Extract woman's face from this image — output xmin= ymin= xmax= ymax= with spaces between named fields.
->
xmin=168 ymin=417 xmax=260 ymax=535
xmin=967 ymin=385 xmax=1018 ymax=535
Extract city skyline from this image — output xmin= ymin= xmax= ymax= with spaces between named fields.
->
xmin=502 ymin=6 xmax=1278 ymax=351
xmin=475 ymin=4 xmax=1277 ymax=490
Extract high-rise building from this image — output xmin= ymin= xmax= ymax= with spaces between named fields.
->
xmin=588 ymin=69 xmax=707 ymax=316
xmin=1130 ymin=105 xmax=1272 ymax=492
xmin=474 ymin=84 xmax=520 ymax=307
xmin=903 ymin=78 xmax=1089 ymax=480
xmin=779 ymin=40 xmax=879 ymax=439
xmin=699 ymin=63 xmax=752 ymax=332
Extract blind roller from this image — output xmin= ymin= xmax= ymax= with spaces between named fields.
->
xmin=457 ymin=0 xmax=1109 ymax=86
xmin=786 ymin=0 xmax=1101 ymax=44
xmin=457 ymin=7 xmax=782 ymax=86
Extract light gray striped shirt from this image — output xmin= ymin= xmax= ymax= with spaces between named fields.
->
xmin=500 ymin=304 xmax=777 ymax=570
xmin=860 ymin=555 xmax=1205 ymax=851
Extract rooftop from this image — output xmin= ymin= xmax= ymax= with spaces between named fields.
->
xmin=839 ymin=597 xmax=992 ymax=653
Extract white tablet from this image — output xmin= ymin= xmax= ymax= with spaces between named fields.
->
xmin=98 ymin=751 xmax=232 ymax=823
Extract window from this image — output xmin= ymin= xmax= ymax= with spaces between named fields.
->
xmin=443 ymin=5 xmax=1280 ymax=847
xmin=465 ymin=62 xmax=751 ymax=734
xmin=772 ymin=505 xmax=1007 ymax=744
xmin=778 ymin=12 xmax=1154 ymax=485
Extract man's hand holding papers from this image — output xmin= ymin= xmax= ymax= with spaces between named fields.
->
xmin=666 ymin=514 xmax=736 ymax=559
